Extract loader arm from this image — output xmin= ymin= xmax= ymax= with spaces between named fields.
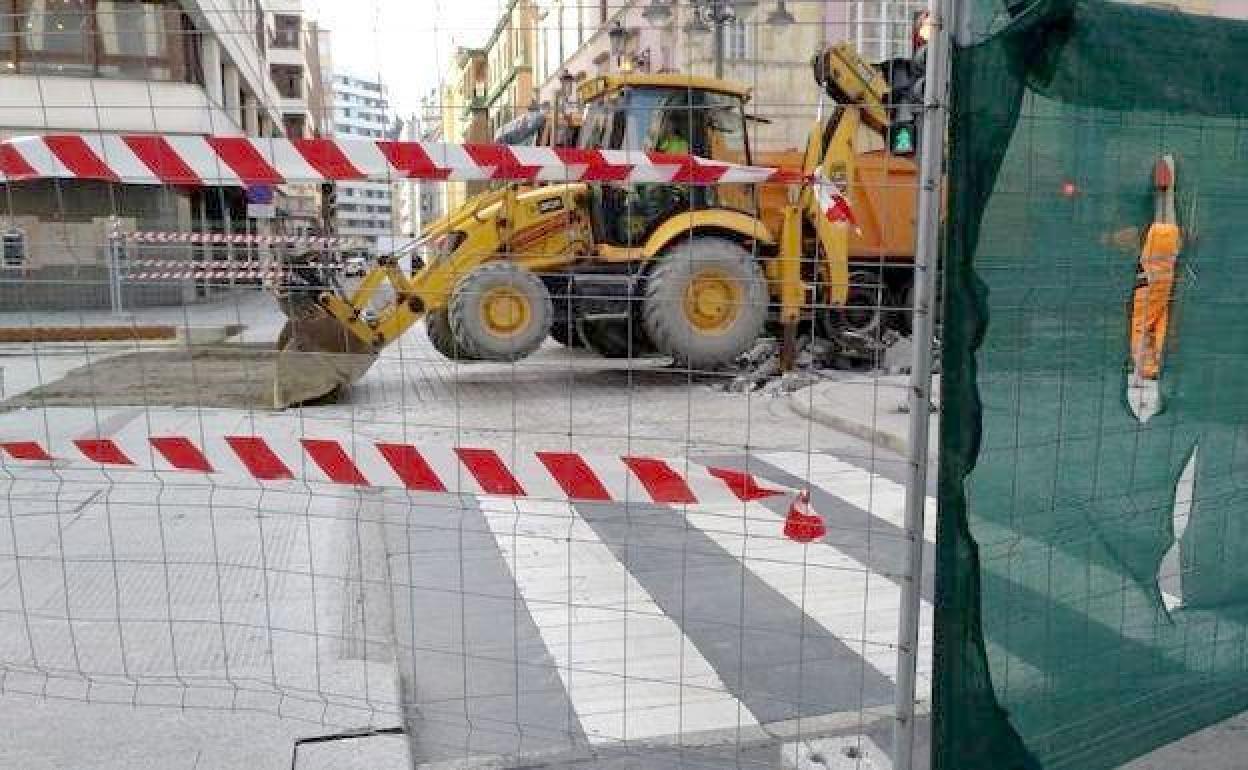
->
xmin=801 ymin=42 xmax=898 ymax=307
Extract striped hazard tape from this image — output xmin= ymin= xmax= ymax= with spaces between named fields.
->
xmin=121 ymin=258 xmax=342 ymax=283
xmin=122 ymin=232 xmax=361 ymax=247
xmin=126 ymin=269 xmax=291 ymax=283
xmin=0 ymin=135 xmax=854 ymax=227
xmin=122 ymin=259 xmax=341 ymax=269
xmin=0 ymin=433 xmax=787 ymax=506
xmin=0 ymin=134 xmax=803 ymax=187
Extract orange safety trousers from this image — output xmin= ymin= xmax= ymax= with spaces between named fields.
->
xmin=1131 ymin=223 xmax=1181 ymax=379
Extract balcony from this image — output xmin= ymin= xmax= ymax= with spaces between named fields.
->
xmin=271 ymin=64 xmax=304 ymax=100
xmin=271 ymin=15 xmax=302 ymax=50
xmin=266 ymin=46 xmax=304 ymax=68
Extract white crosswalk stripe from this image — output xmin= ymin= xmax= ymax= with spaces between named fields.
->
xmin=458 ymin=451 xmax=941 ymax=750
xmin=478 ymin=496 xmax=761 ymax=744
xmin=678 ymin=499 xmax=933 ymax=698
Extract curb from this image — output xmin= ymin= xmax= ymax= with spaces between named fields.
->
xmin=412 ymin=703 xmax=929 ymax=769
xmin=0 ymin=324 xmax=244 ymax=346
xmin=177 ymin=323 xmax=246 ymax=345
xmin=787 ymin=391 xmax=911 ymax=456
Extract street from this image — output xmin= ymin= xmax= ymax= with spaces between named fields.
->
xmin=0 ymin=290 xmax=932 ymax=769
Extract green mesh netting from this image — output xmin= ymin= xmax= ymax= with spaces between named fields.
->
xmin=936 ymin=1 xmax=1248 ymax=768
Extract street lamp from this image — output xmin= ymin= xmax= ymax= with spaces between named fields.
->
xmin=643 ymin=0 xmax=794 ymax=78
xmin=683 ymin=10 xmax=711 ymax=36
xmin=765 ymin=0 xmax=795 ymax=27
xmin=558 ymin=69 xmax=577 ymax=105
xmin=555 ymin=69 xmax=578 ymax=145
xmin=641 ymin=0 xmax=673 ymax=23
xmin=607 ymin=19 xmax=628 ymax=73
xmin=685 ymin=1 xmax=737 ymax=78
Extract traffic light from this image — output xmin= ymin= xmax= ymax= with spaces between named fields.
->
xmin=879 ymin=56 xmax=918 ymax=156
xmin=884 ymin=11 xmax=931 ymax=157
xmin=320 ymin=181 xmax=337 ymax=234
xmin=892 ymin=122 xmax=916 ymax=155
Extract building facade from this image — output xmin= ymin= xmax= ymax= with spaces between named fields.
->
xmin=265 ymin=0 xmax=333 ymax=235
xmin=436 ymin=47 xmax=489 ymax=212
xmin=833 ymin=1 xmax=926 ymax=64
xmin=0 ymin=0 xmax=302 ymax=309
xmin=531 ymin=0 xmax=830 ymax=155
xmin=481 ymin=0 xmax=539 ymax=140
xmin=395 ymin=89 xmax=445 ymax=239
xmin=330 ymin=72 xmax=394 ymax=250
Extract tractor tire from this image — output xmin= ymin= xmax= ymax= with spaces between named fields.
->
xmin=642 ymin=236 xmax=768 ymax=370
xmin=817 ymin=270 xmax=885 ymax=341
xmin=550 ymin=299 xmax=583 ymax=348
xmin=550 ymin=318 xmax=579 ymax=347
xmin=891 ymin=282 xmax=915 ymax=335
xmin=448 ymin=262 xmax=552 ymax=361
xmin=578 ymin=315 xmax=652 ymax=358
xmin=426 ymin=308 xmax=476 ymax=360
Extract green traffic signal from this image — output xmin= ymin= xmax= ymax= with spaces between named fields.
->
xmin=892 ymin=125 xmax=915 ymax=155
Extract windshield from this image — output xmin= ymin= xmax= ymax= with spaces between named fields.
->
xmin=577 ymin=87 xmax=707 ymax=154
xmin=578 ymin=97 xmax=613 ymax=149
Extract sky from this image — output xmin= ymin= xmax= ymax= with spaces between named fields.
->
xmin=304 ymin=0 xmax=508 ymax=116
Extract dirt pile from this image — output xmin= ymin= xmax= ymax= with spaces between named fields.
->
xmin=5 ymin=344 xmax=282 ymax=410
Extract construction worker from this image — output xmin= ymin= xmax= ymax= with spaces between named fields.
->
xmin=612 ymin=111 xmax=695 ymax=243
xmin=1130 ymin=155 xmax=1181 ymax=380
xmin=656 ymin=121 xmax=690 ymax=154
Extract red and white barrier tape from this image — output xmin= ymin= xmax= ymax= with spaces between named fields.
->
xmin=1 ymin=135 xmax=855 ymax=226
xmin=122 ymin=259 xmax=341 ymax=269
xmin=813 ymin=170 xmax=860 ymax=230
xmin=0 ymin=434 xmax=786 ymax=506
xmin=0 ymin=134 xmax=804 ymax=187
xmin=126 ymin=269 xmax=290 ymax=282
xmin=122 ymin=231 xmax=361 ymax=247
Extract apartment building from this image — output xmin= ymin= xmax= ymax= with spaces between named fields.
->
xmin=0 ymin=0 xmax=296 ymax=308
xmin=330 ymin=72 xmax=395 ymax=250
xmin=264 ymin=0 xmax=333 ymax=234
xmin=395 ymin=89 xmax=445 ymax=239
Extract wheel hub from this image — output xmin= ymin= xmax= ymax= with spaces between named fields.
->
xmin=682 ymin=270 xmax=741 ymax=334
xmin=480 ymin=286 xmax=531 ymax=336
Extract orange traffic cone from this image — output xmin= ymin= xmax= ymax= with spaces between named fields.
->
xmin=783 ymin=490 xmax=826 ymax=543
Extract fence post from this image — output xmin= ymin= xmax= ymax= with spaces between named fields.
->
xmin=106 ymin=217 xmax=124 ymax=316
xmin=893 ymin=0 xmax=957 ymax=766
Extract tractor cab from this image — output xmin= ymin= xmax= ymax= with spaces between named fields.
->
xmin=575 ymin=74 xmax=756 ymax=247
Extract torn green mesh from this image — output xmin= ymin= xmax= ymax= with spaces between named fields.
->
xmin=936 ymin=1 xmax=1248 ymax=768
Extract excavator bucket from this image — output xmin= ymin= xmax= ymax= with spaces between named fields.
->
xmin=272 ymin=312 xmax=377 ymax=408
xmin=271 ymin=263 xmax=379 ymax=408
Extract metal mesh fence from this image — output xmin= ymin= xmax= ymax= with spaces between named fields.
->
xmin=0 ymin=1 xmax=941 ymax=768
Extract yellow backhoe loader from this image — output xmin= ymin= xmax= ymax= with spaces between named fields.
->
xmin=273 ymin=42 xmax=921 ymax=407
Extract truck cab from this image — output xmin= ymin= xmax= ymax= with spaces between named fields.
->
xmin=574 ymin=74 xmax=758 ymax=247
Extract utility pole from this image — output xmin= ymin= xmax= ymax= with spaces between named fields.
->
xmin=711 ymin=1 xmax=726 ymax=78
xmin=697 ymin=0 xmax=735 ymax=78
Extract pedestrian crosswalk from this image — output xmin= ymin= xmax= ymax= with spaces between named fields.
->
xmin=481 ymin=496 xmax=760 ymax=743
xmin=394 ymin=450 xmax=935 ymax=767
